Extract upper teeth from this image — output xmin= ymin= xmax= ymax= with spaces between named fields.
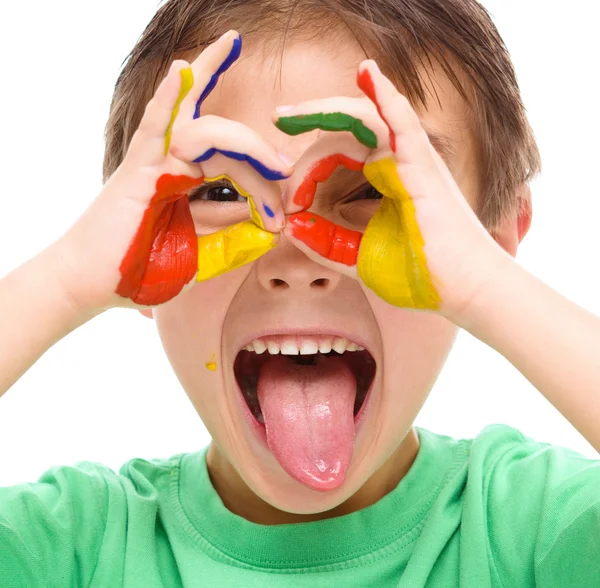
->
xmin=244 ymin=337 xmax=364 ymax=355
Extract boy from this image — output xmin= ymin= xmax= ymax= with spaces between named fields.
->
xmin=1 ymin=0 xmax=599 ymax=586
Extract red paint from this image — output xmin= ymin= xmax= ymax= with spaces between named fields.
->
xmin=357 ymin=68 xmax=396 ymax=153
xmin=288 ymin=212 xmax=362 ymax=266
xmin=294 ymin=154 xmax=363 ymax=209
xmin=116 ymin=174 xmax=205 ymax=306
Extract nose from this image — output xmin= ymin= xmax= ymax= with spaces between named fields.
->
xmin=255 ymin=234 xmax=342 ymax=295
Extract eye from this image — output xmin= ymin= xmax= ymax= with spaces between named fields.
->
xmin=188 ymin=180 xmax=246 ymax=203
xmin=345 ymin=184 xmax=383 ymax=203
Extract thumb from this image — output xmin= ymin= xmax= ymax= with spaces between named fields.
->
xmin=196 ymin=221 xmax=278 ymax=281
xmin=284 ymin=212 xmax=361 ymax=279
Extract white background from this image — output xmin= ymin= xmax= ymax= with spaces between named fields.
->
xmin=0 ymin=1 xmax=598 ymax=485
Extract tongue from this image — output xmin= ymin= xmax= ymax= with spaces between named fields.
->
xmin=257 ymin=354 xmax=357 ymax=491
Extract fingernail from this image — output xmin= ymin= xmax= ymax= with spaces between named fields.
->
xmin=276 ymin=105 xmax=294 ymax=114
xmin=275 ymin=207 xmax=286 ymax=230
xmin=277 ymin=151 xmax=294 ymax=167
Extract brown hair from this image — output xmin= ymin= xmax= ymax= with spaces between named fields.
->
xmin=103 ymin=0 xmax=541 ymax=230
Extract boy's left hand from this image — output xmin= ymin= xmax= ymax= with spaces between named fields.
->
xmin=275 ymin=59 xmax=506 ymax=323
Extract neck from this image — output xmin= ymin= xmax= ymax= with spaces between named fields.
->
xmin=206 ymin=428 xmax=420 ymax=525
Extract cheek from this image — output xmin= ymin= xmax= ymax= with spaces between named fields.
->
xmin=365 ymin=288 xmax=457 ymax=409
xmin=153 ymin=269 xmax=250 ymax=398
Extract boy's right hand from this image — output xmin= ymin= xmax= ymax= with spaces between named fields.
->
xmin=53 ymin=30 xmax=291 ymax=317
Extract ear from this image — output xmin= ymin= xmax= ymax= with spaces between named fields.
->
xmin=138 ymin=309 xmax=154 ymax=319
xmin=490 ymin=184 xmax=532 ymax=258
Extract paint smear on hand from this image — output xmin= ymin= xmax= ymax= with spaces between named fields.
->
xmin=276 ymin=113 xmax=378 ymax=150
xmin=293 ymin=154 xmax=363 ymax=209
xmin=164 ymin=67 xmax=194 ymax=155
xmin=357 ymin=68 xmax=396 ymax=153
xmin=287 ymin=212 xmax=362 ymax=266
xmin=117 ymin=174 xmax=204 ymax=306
xmin=194 ymin=35 xmax=243 ymax=119
xmin=196 ymin=220 xmax=276 ymax=281
xmin=359 ymin=158 xmax=440 ymax=309
xmin=193 ymin=148 xmax=287 ymax=181
xmin=206 ymin=355 xmax=217 ymax=371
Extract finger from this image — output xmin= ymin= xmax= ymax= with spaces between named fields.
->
xmin=196 ymin=220 xmax=278 ymax=281
xmin=356 ymin=173 xmax=442 ymax=310
xmin=126 ymin=60 xmax=193 ymax=168
xmin=284 ymin=212 xmax=361 ymax=278
xmin=274 ymin=97 xmax=388 ymax=150
xmin=357 ymin=60 xmax=434 ymax=164
xmin=170 ymin=115 xmax=292 ymax=231
xmin=177 ymin=30 xmax=242 ymax=122
xmin=195 ymin=163 xmax=281 ymax=232
xmin=283 ymin=133 xmax=368 ymax=213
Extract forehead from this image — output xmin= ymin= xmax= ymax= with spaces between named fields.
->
xmin=201 ymin=38 xmax=474 ymax=174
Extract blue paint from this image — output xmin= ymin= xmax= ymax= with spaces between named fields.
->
xmin=193 ymin=148 xmax=288 ymax=181
xmin=194 ymin=35 xmax=242 ymax=119
xmin=263 ymin=204 xmax=275 ymax=218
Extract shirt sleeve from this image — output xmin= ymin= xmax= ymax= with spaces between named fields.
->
xmin=483 ymin=427 xmax=600 ymax=588
xmin=532 ymin=442 xmax=600 ymax=587
xmin=0 ymin=461 xmax=115 ymax=587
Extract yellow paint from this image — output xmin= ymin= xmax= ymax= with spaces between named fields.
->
xmin=247 ymin=195 xmax=265 ymax=230
xmin=196 ymin=220 xmax=276 ymax=281
xmin=164 ymin=67 xmax=194 ymax=155
xmin=206 ymin=354 xmax=217 ymax=372
xmin=196 ymin=175 xmax=273 ymax=280
xmin=203 ymin=174 xmax=265 ymax=230
xmin=359 ymin=157 xmax=441 ymax=309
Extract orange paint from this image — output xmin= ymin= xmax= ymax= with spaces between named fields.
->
xmin=288 ymin=212 xmax=362 ymax=266
xmin=294 ymin=154 xmax=363 ymax=209
xmin=117 ymin=174 xmax=204 ymax=306
xmin=357 ymin=68 xmax=396 ymax=153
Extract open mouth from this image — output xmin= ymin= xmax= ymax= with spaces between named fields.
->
xmin=233 ymin=336 xmax=377 ymax=425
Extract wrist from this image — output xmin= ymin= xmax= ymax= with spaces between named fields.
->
xmin=40 ymin=241 xmax=106 ymax=329
xmin=444 ymin=243 xmax=518 ymax=332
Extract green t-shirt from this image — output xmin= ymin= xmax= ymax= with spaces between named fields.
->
xmin=1 ymin=423 xmax=599 ymax=587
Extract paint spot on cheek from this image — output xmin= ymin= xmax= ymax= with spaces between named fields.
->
xmin=206 ymin=354 xmax=217 ymax=372
xmin=263 ymin=204 xmax=275 ymax=218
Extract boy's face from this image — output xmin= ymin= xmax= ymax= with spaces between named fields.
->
xmin=146 ymin=38 xmax=481 ymax=516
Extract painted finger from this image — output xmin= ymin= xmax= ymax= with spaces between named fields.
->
xmin=170 ymin=115 xmax=292 ymax=231
xmin=284 ymin=212 xmax=361 ymax=279
xmin=283 ymin=133 xmax=369 ymax=213
xmin=126 ymin=60 xmax=193 ymax=169
xmin=196 ymin=220 xmax=278 ymax=281
xmin=357 ymin=60 xmax=434 ymax=164
xmin=274 ymin=97 xmax=388 ymax=150
xmin=116 ymin=174 xmax=203 ymax=306
xmin=357 ymin=158 xmax=442 ymax=310
xmin=177 ymin=30 xmax=242 ymax=122
xmin=193 ymin=154 xmax=278 ymax=229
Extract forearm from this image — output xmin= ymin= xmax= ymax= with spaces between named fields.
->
xmin=460 ymin=252 xmax=600 ymax=453
xmin=0 ymin=245 xmax=93 ymax=399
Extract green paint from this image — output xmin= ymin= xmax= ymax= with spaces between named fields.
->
xmin=276 ymin=113 xmax=378 ymax=150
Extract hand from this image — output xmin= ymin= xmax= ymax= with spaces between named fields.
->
xmin=53 ymin=30 xmax=291 ymax=314
xmin=275 ymin=59 xmax=503 ymax=321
